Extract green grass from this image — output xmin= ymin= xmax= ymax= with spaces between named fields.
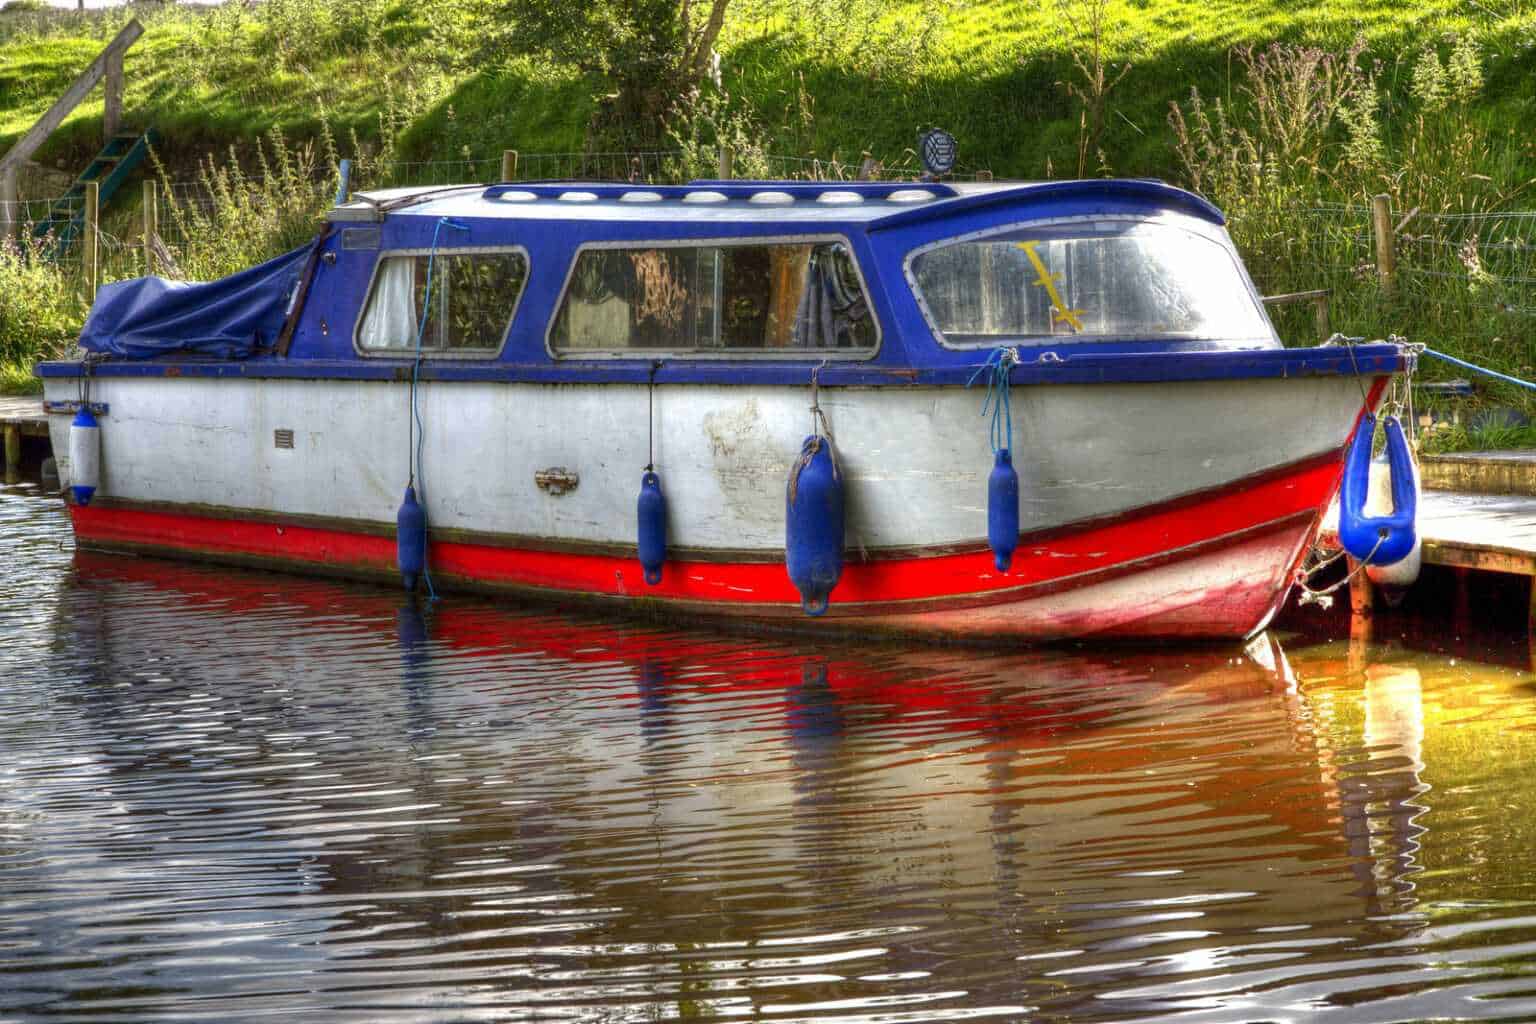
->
xmin=3 ymin=0 xmax=1532 ymax=180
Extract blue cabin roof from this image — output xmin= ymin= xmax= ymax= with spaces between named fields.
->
xmin=329 ymin=178 xmax=1226 ymax=231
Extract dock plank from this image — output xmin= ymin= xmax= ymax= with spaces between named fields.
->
xmin=0 ymin=396 xmax=47 ymax=433
xmin=0 ymin=395 xmax=46 ymax=476
xmin=1420 ymin=491 xmax=1536 ymax=576
xmin=1421 ymin=450 xmax=1536 ymax=497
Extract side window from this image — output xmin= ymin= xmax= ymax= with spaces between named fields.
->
xmin=358 ymin=250 xmax=528 ymax=353
xmin=550 ymin=240 xmax=877 ymax=354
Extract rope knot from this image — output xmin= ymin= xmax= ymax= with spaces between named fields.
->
xmin=967 ymin=346 xmax=1019 ymax=454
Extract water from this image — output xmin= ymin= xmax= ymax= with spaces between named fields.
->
xmin=6 ymin=480 xmax=1536 ymax=1022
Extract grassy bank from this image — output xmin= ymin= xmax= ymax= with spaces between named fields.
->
xmin=0 ymin=0 xmax=1534 ymax=443
xmin=7 ymin=0 xmax=1530 ymax=180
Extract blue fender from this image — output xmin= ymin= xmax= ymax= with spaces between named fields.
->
xmin=396 ymin=485 xmax=427 ymax=591
xmin=988 ymin=448 xmax=1020 ymax=572
xmin=786 ymin=435 xmax=844 ymax=616
xmin=1339 ymin=413 xmax=1417 ymax=566
xmin=637 ymin=470 xmax=667 ymax=585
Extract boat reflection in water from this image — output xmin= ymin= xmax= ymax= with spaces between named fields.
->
xmin=29 ymin=550 xmax=1530 ymax=1023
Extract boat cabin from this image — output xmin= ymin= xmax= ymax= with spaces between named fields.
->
xmin=287 ymin=178 xmax=1279 ymax=376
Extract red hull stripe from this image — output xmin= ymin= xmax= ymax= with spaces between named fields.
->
xmin=69 ymin=453 xmax=1342 ymax=607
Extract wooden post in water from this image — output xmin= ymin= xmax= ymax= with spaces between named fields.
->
xmin=142 ymin=179 xmax=157 ymax=276
xmin=1372 ymin=193 xmax=1396 ymax=297
xmin=1349 ymin=560 xmax=1374 ymax=613
xmin=3 ymin=423 xmax=20 ymax=479
xmin=83 ymin=180 xmax=99 ymax=301
xmin=500 ymin=149 xmax=518 ymax=182
xmin=717 ymin=145 xmax=733 ymax=180
xmin=1351 ymin=561 xmax=1376 ymax=657
xmin=1454 ymin=566 xmax=1473 ymax=626
xmin=1313 ymin=291 xmax=1331 ymax=341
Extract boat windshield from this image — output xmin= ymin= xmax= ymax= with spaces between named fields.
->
xmin=908 ymin=219 xmax=1277 ymax=348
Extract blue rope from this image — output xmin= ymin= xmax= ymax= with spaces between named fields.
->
xmin=967 ymin=347 xmax=1017 ymax=453
xmin=1422 ymin=347 xmax=1536 ymax=393
xmin=408 ymin=216 xmax=469 ymax=602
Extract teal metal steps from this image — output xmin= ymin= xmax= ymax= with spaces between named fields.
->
xmin=33 ymin=130 xmax=155 ymax=253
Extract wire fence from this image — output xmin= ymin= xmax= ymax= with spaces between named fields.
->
xmin=1221 ymin=201 xmax=1536 ymax=355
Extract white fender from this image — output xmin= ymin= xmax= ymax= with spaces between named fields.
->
xmin=68 ymin=407 xmax=101 ymax=506
xmin=1364 ymin=451 xmax=1421 ymax=598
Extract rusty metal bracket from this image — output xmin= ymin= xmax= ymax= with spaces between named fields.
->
xmin=535 ymin=467 xmax=579 ymax=496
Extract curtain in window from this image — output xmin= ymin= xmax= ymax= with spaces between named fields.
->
xmin=358 ymin=257 xmax=418 ymax=349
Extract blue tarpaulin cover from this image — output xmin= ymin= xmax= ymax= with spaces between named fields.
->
xmin=78 ymin=241 xmax=313 ymax=359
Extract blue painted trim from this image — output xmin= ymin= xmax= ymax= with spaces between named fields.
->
xmin=38 ymin=344 xmax=1411 ymax=387
xmin=869 ymin=180 xmax=1225 ymax=231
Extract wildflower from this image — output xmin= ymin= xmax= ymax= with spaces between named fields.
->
xmin=1411 ymin=48 xmax=1448 ymax=112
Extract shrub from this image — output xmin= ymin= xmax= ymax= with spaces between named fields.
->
xmin=0 ymin=233 xmax=86 ymax=393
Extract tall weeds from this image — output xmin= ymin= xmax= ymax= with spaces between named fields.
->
xmin=153 ymin=126 xmax=383 ymax=281
xmin=1169 ymin=35 xmax=1536 ymax=406
xmin=0 ymin=233 xmax=85 ymax=394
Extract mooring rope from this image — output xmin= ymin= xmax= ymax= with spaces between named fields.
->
xmin=646 ymin=359 xmax=660 ymax=472
xmin=1421 ymin=347 xmax=1536 ymax=393
xmin=790 ymin=363 xmax=838 ymax=505
xmin=966 ymin=346 xmax=1019 ymax=453
xmin=1294 ymin=532 xmax=1386 ymax=608
xmin=406 ymin=215 xmax=470 ymax=602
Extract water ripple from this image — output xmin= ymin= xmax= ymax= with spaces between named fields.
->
xmin=5 ymin=479 xmax=1536 ymax=1021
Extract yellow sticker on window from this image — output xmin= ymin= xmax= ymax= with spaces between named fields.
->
xmin=1017 ymin=241 xmax=1085 ymax=332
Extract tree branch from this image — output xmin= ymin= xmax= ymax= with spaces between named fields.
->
xmin=687 ymin=0 xmax=729 ymax=82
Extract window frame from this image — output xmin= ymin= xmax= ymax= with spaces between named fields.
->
xmin=545 ymin=233 xmax=882 ymax=361
xmin=353 ymin=244 xmax=531 ymax=360
xmin=902 ymin=214 xmax=1278 ymax=351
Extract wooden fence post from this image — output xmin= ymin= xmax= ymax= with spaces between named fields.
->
xmin=103 ymin=50 xmax=123 ymax=141
xmin=1371 ymin=193 xmax=1396 ymax=296
xmin=0 ymin=166 xmax=15 ymax=241
xmin=83 ymin=180 xmax=99 ymax=301
xmin=1313 ymin=291 xmax=1331 ymax=341
xmin=500 ymin=149 xmax=518 ymax=182
xmin=142 ymin=179 xmax=157 ymax=276
xmin=717 ymin=145 xmax=733 ymax=179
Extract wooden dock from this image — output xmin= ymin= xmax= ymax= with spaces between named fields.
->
xmin=0 ymin=395 xmax=47 ymax=479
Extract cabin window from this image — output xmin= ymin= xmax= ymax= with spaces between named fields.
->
xmin=357 ymin=250 xmax=528 ymax=354
xmin=549 ymin=240 xmax=877 ymax=354
xmin=908 ymin=220 xmax=1276 ymax=348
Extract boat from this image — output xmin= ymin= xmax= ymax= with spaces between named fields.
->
xmin=39 ymin=177 xmax=1413 ymax=641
